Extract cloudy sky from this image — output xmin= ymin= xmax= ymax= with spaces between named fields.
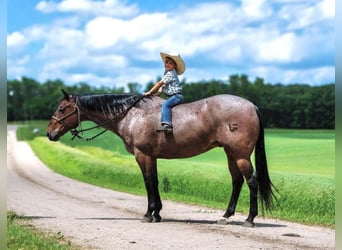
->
xmin=7 ymin=0 xmax=335 ymax=90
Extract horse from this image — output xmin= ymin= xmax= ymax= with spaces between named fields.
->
xmin=46 ymin=89 xmax=276 ymax=227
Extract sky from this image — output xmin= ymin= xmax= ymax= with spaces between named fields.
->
xmin=7 ymin=0 xmax=335 ymax=91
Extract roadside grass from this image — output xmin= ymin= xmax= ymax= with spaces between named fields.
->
xmin=15 ymin=122 xmax=335 ymax=227
xmin=7 ymin=211 xmax=79 ymax=250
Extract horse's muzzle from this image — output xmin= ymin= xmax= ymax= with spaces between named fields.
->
xmin=46 ymin=131 xmax=60 ymax=141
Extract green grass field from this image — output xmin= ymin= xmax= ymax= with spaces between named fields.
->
xmin=7 ymin=211 xmax=78 ymax=249
xmin=15 ymin=121 xmax=335 ymax=227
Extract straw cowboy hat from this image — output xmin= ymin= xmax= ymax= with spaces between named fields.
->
xmin=160 ymin=51 xmax=186 ymax=75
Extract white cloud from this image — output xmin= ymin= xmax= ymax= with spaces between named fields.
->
xmin=250 ymin=65 xmax=335 ymax=85
xmin=36 ymin=1 xmax=56 ymax=13
xmin=7 ymin=26 xmax=47 ymax=51
xmin=256 ymin=32 xmax=297 ymax=63
xmin=91 ymin=54 xmax=127 ymax=68
xmin=7 ymin=65 xmax=27 ymax=79
xmin=64 ymin=73 xmax=114 ymax=86
xmin=17 ymin=55 xmax=31 ymax=65
xmin=279 ymin=0 xmax=334 ymax=31
xmin=319 ymin=0 xmax=334 ymax=18
xmin=241 ymin=0 xmax=273 ymax=19
xmin=36 ymin=0 xmax=139 ymax=17
xmin=7 ymin=32 xmax=26 ymax=47
xmin=7 ymin=56 xmax=31 ymax=79
xmin=38 ymin=27 xmax=85 ymax=58
xmin=8 ymin=1 xmax=335 ymax=87
xmin=85 ymin=13 xmax=168 ymax=49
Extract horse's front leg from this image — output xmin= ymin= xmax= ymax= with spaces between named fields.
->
xmin=135 ymin=150 xmax=162 ymax=223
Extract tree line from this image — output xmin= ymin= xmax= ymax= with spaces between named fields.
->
xmin=7 ymin=75 xmax=334 ymax=129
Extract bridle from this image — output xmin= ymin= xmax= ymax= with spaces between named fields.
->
xmin=51 ymin=98 xmax=106 ymax=141
xmin=51 ymin=102 xmax=80 ymax=130
xmin=51 ymin=94 xmax=145 ymax=141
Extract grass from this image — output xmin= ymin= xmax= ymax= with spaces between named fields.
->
xmin=7 ymin=211 xmax=79 ymax=250
xmin=15 ymin=121 xmax=335 ymax=227
xmin=265 ymin=129 xmax=335 ymax=176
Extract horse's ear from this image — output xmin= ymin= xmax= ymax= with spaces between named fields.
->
xmin=61 ymin=89 xmax=71 ymax=101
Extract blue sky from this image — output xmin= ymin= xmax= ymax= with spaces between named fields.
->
xmin=7 ymin=0 xmax=335 ymax=90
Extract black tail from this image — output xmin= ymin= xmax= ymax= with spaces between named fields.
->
xmin=255 ymin=107 xmax=277 ymax=211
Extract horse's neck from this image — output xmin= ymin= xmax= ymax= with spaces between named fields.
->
xmin=78 ymin=95 xmax=155 ymax=135
xmin=80 ymin=109 xmax=120 ymax=132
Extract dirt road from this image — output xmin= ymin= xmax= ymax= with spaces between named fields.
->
xmin=7 ymin=126 xmax=335 ymax=249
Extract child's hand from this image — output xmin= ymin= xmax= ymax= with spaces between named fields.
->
xmin=156 ymin=86 xmax=163 ymax=96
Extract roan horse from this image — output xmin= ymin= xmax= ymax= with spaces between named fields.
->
xmin=47 ymin=90 xmax=276 ymax=227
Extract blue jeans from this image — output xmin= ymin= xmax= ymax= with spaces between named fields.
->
xmin=161 ymin=94 xmax=184 ymax=127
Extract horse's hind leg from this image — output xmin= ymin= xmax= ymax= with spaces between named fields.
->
xmin=218 ymin=154 xmax=258 ymax=227
xmin=236 ymin=158 xmax=258 ymax=227
xmin=245 ymin=170 xmax=258 ymax=227
xmin=218 ymin=157 xmax=244 ymax=225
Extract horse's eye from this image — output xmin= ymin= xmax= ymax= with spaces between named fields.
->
xmin=58 ymin=106 xmax=66 ymax=113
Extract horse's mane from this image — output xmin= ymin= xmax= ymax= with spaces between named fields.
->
xmin=75 ymin=93 xmax=144 ymax=117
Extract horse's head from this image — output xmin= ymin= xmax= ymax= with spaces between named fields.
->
xmin=46 ymin=89 xmax=80 ymax=141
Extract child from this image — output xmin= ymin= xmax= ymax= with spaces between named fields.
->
xmin=144 ymin=51 xmax=186 ymax=131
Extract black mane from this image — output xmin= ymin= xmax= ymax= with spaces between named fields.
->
xmin=75 ymin=93 xmax=144 ymax=117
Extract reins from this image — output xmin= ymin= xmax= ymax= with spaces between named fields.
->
xmin=69 ymin=94 xmax=145 ymax=141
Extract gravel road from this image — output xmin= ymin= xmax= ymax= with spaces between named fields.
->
xmin=7 ymin=126 xmax=335 ymax=249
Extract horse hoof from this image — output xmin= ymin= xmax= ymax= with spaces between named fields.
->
xmin=217 ymin=217 xmax=229 ymax=225
xmin=141 ymin=215 xmax=153 ymax=223
xmin=243 ymin=220 xmax=255 ymax=227
xmin=152 ymin=214 xmax=161 ymax=223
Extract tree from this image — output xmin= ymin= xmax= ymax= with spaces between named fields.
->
xmin=127 ymin=82 xmax=142 ymax=94
xmin=7 ymin=76 xmax=335 ymax=129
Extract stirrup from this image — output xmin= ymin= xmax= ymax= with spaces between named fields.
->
xmin=156 ymin=124 xmax=173 ymax=132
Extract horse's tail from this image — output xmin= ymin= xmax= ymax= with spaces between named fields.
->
xmin=255 ymin=106 xmax=277 ymax=211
